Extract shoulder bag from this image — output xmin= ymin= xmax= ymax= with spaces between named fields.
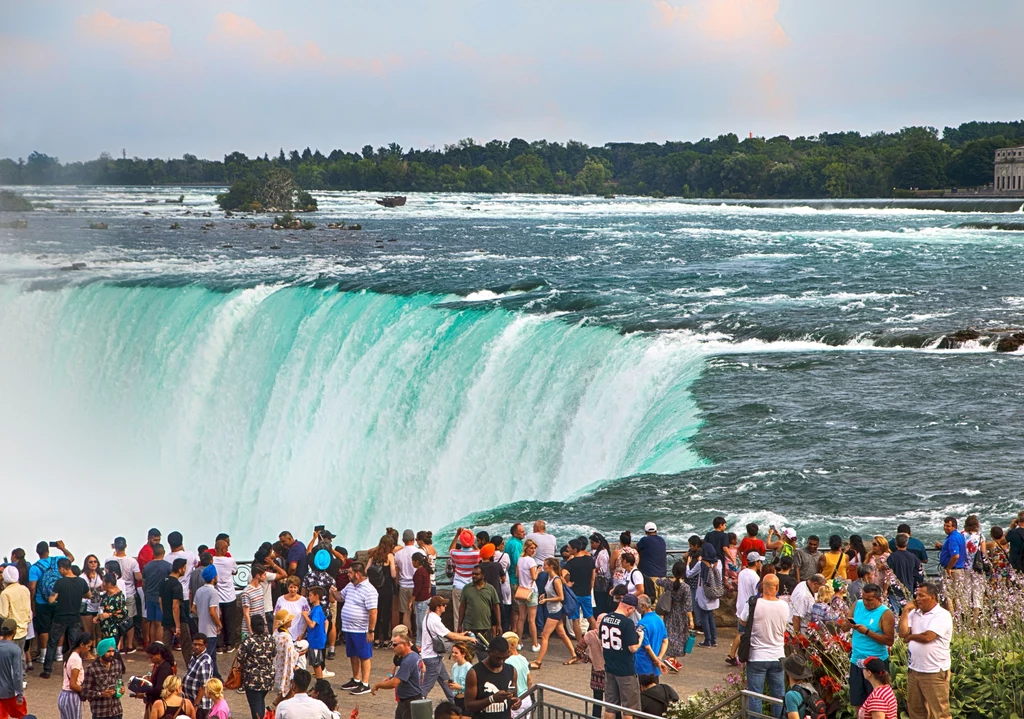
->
xmin=737 ymin=595 xmax=758 ymax=663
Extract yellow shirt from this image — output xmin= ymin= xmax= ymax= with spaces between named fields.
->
xmin=820 ymin=551 xmax=847 ymax=581
xmin=0 ymin=584 xmax=32 ymax=639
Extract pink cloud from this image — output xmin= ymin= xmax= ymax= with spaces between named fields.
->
xmin=77 ymin=10 xmax=173 ymax=60
xmin=210 ymin=12 xmax=266 ymax=42
xmin=654 ymin=0 xmax=788 ymax=47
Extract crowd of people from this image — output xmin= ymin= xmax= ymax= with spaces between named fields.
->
xmin=0 ymin=510 xmax=1022 ymax=719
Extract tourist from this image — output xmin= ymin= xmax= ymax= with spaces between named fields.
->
xmin=530 ymin=558 xmax=576 ymax=669
xmin=0 ymin=619 xmax=25 ymax=719
xmin=985 ymin=526 xmax=1012 ymax=583
xmin=238 ymin=614 xmax=274 ymax=719
xmin=82 ymin=637 xmax=126 ymax=719
xmin=810 ymin=582 xmax=848 ymax=625
xmin=506 ymin=525 xmax=526 ymax=630
xmin=889 ymin=524 xmax=928 ymax=564
xmin=490 ymin=537 xmax=513 ymax=633
xmin=272 ymin=609 xmax=299 ymax=700
xmin=301 ymin=552 xmax=336 ymax=678
xmin=960 ymin=515 xmax=986 ymax=624
xmin=465 ymin=636 xmax=521 ymax=719
xmin=161 ymin=558 xmax=192 ymax=661
xmin=411 ymin=553 xmax=431 ymax=641
xmin=865 ymin=537 xmax=892 ymax=597
xmin=241 ymin=565 xmax=267 ymax=641
xmin=31 ymin=539 xmax=75 ymax=665
xmin=338 ymin=561 xmax=376 ymax=696
xmin=420 ymin=595 xmax=474 ymax=703
xmin=514 ymin=539 xmax=540 ymax=652
xmin=274 ymin=577 xmax=310 ymax=642
xmin=204 ymin=678 xmax=229 ymax=719
xmin=857 ymin=656 xmax=898 ymax=719
xmin=789 ymin=573 xmax=824 ymax=635
xmin=460 ymin=564 xmax=501 ymax=642
xmin=846 ymin=535 xmax=868 ymax=581
xmin=371 ymin=633 xmax=423 ymax=719
xmin=898 ymin=584 xmax=953 ymax=719
xmin=301 ymin=587 xmax=327 ymax=679
xmin=367 ymin=535 xmax=397 ymax=649
xmin=619 ymin=552 xmax=644 ymax=599
xmin=703 ymin=518 xmax=729 ymax=574
xmin=840 ymin=584 xmax=895 ymax=711
xmin=57 ymin=632 xmax=89 ymax=719
xmin=848 ymin=565 xmax=872 ymax=604
xmin=165 ymin=532 xmax=198 ymax=606
xmin=744 ymin=573 xmax=788 ymax=718
xmin=590 ymin=533 xmax=613 ymax=616
xmin=148 ymin=675 xmax=196 ymax=719
xmin=886 ymin=534 xmax=924 ymax=612
xmin=726 ymin=551 xmax=762 ymax=666
xmin=936 ymin=516 xmax=966 ymax=575
xmin=183 ymin=634 xmax=215 ymax=719
xmin=525 ymin=521 xmax=557 ymax=565
xmin=611 ymin=532 xmax=640 ymax=589
xmin=447 ymin=642 xmax=474 ymax=711
xmin=478 ymin=544 xmax=505 ymax=626
xmin=137 ymin=529 xmax=162 ymax=572
xmin=581 ymin=614 xmax=606 ymax=717
xmin=636 ymin=523 xmax=667 ymax=597
xmin=193 ymin=564 xmax=222 ymax=678
xmin=634 ymin=596 xmax=667 ymax=677
xmin=277 ymin=531 xmax=308 ymax=580
xmin=819 ymin=535 xmax=848 ymax=581
xmin=794 ymin=535 xmax=820 ymax=584
xmin=638 ymin=675 xmax=678 ymax=717
xmin=97 ymin=573 xmax=126 ymax=640
xmin=501 ymin=633 xmax=532 ymax=718
xmin=415 ymin=531 xmax=438 ymax=593
xmin=189 ymin=553 xmax=214 ymax=614
xmin=42 ymin=557 xmax=89 ymax=679
xmin=781 ymin=654 xmax=822 ymax=719
xmin=308 ymin=679 xmax=339 ymax=719
xmin=275 ymin=668 xmax=331 ymax=719
xmin=654 ymin=561 xmax=691 ymax=671
xmin=564 ymin=538 xmax=597 ymax=638
xmin=140 ymin=642 xmax=177 ymax=712
xmin=434 ymin=703 xmax=462 ymax=719
xmin=105 ymin=537 xmax=141 ymax=653
xmin=598 ymin=595 xmax=643 ymax=719
xmin=143 ymin=543 xmax=171 ymax=650
xmin=79 ymin=555 xmax=104 ymax=641
xmin=739 ymin=524 xmax=766 ymax=568
xmin=0 ymin=567 xmax=30 ymax=658
xmin=394 ymin=530 xmax=419 ymax=636
xmin=687 ymin=545 xmax=721 ymax=648
xmin=722 ymin=533 xmax=740 ymax=591
xmin=209 ymin=540 xmax=238 ymax=654
xmin=775 ymin=556 xmax=797 ymax=597
xmin=1007 ymin=511 xmax=1024 ymax=572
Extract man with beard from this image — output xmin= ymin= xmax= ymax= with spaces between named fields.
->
xmin=82 ymin=638 xmax=126 ymax=719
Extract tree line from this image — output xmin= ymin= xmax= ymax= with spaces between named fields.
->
xmin=2 ymin=120 xmax=1022 ymax=199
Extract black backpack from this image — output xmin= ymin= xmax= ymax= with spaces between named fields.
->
xmin=367 ymin=563 xmax=386 ymax=589
xmin=794 ymin=685 xmax=828 ymax=719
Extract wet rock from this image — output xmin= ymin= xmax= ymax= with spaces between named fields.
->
xmin=995 ymin=333 xmax=1024 ymax=353
xmin=936 ymin=329 xmax=982 ymax=350
xmin=60 ymin=262 xmax=88 ymax=271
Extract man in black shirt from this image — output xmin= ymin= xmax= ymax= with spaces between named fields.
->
xmin=636 ymin=523 xmax=667 ymax=597
xmin=775 ymin=556 xmax=798 ymax=596
xmin=465 ymin=636 xmax=520 ymax=719
xmin=42 ymin=558 xmax=89 ymax=678
xmin=564 ymin=539 xmax=596 ymax=639
xmin=703 ymin=517 xmax=729 ymax=574
xmin=600 ymin=594 xmax=644 ymax=719
xmin=885 ymin=533 xmax=924 ymax=612
xmin=161 ymin=558 xmax=192 ymax=659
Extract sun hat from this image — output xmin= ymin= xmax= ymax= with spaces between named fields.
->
xmin=781 ymin=653 xmax=814 ymax=680
xmin=274 ymin=608 xmax=294 ymax=628
xmin=782 ymin=527 xmax=797 ymax=540
xmin=314 ymin=549 xmax=331 ymax=571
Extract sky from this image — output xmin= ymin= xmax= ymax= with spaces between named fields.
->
xmin=1 ymin=0 xmax=1023 ymax=162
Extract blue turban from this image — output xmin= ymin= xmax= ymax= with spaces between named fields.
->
xmin=97 ymin=637 xmax=116 ymax=657
xmin=202 ymin=565 xmax=218 ymax=583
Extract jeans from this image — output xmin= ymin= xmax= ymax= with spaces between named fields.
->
xmin=415 ymin=600 xmax=429 ymax=640
xmin=746 ymin=659 xmax=784 ymax=718
xmin=219 ymin=601 xmax=239 ymax=649
xmin=245 ymin=689 xmax=267 ymax=719
xmin=421 ymin=656 xmax=456 ymax=702
xmin=44 ymin=617 xmax=83 ymax=673
xmin=205 ymin=634 xmax=221 ymax=679
xmin=693 ymin=604 xmax=716 ymax=645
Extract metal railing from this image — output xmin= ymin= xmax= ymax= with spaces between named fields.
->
xmin=523 ymin=683 xmax=782 ymax=719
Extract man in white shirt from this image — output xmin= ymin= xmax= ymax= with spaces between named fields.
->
xmin=393 ymin=529 xmax=419 ymax=639
xmin=744 ymin=574 xmax=789 ymax=718
xmin=898 ymin=583 xmax=953 ymax=719
xmin=275 ymin=668 xmax=332 ymax=719
xmin=788 ymin=573 xmax=824 ymax=635
xmin=165 ymin=531 xmax=197 ymax=602
xmin=106 ymin=536 xmax=142 ymax=653
xmin=338 ymin=562 xmax=378 ymax=696
xmin=211 ymin=539 xmax=238 ymax=653
xmin=525 ymin=521 xmax=557 ymax=564
xmin=727 ymin=552 xmax=763 ymax=665
xmin=419 ymin=595 xmax=476 ymax=703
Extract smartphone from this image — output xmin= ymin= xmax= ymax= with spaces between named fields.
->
xmin=49 ymin=541 xmax=60 ymax=548
xmin=314 ymin=525 xmax=325 ymax=533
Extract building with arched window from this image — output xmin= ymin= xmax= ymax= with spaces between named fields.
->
xmin=995 ymin=146 xmax=1024 ymax=193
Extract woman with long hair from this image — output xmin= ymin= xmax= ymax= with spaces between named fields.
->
xmin=846 ymin=535 xmax=867 ymax=581
xmin=238 ymin=614 xmax=275 ymax=719
xmin=687 ymin=545 xmax=721 ymax=648
xmin=147 ymin=676 xmax=196 ymax=719
xmin=655 ymin=561 xmax=692 ymax=670
xmin=80 ymin=555 xmax=104 ymax=642
xmin=96 ymin=573 xmax=127 ymax=640
xmin=589 ymin=533 xmax=612 ymax=616
xmin=416 ymin=531 xmax=438 ymax=592
xmin=58 ymin=632 xmax=92 ymax=719
xmin=368 ymin=535 xmax=397 ymax=647
xmin=140 ymin=643 xmax=177 ymax=711
xmin=530 ymin=558 xmax=577 ymax=669
xmin=610 ymin=532 xmax=639 ymax=588
xmin=515 ymin=540 xmax=540 ymax=652
xmin=866 ymin=537 xmax=891 ymax=596
xmin=858 ymin=656 xmax=897 ymax=718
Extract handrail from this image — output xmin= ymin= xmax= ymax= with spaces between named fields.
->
xmin=689 ymin=690 xmax=782 ymax=719
xmin=527 ymin=683 xmax=667 ymax=719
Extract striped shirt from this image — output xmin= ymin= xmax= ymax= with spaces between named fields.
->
xmin=340 ymin=579 xmax=378 ymax=632
xmin=450 ymin=548 xmax=481 ymax=590
xmin=859 ymin=684 xmax=897 ymax=719
xmin=241 ymin=584 xmax=265 ymax=633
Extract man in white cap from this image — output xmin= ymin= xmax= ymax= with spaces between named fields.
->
xmin=636 ymin=523 xmax=667 ymax=599
xmin=726 ymin=552 xmax=764 ymax=666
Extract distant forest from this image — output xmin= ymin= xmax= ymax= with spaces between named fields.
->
xmin=2 ymin=120 xmax=1023 ymax=199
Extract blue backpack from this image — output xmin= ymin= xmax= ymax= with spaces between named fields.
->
xmin=37 ymin=558 xmax=61 ymax=599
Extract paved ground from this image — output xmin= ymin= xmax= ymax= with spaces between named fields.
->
xmin=20 ymin=629 xmax=739 ymax=719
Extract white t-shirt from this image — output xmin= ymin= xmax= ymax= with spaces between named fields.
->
xmin=517 ymin=557 xmax=536 ymax=592
xmin=748 ymin=598 xmax=789 ymax=662
xmin=275 ymin=595 xmax=310 ymax=641
xmin=275 ymin=693 xmax=332 ymax=719
xmin=84 ymin=573 xmax=104 ymax=613
xmin=525 ymin=533 xmax=557 ymax=564
xmin=789 ymin=581 xmax=815 ymax=629
xmin=419 ymin=611 xmax=450 ymax=660
xmin=212 ymin=556 xmax=237 ymax=603
xmin=907 ymin=605 xmax=953 ymax=672
xmin=394 ymin=545 xmax=418 ymax=589
xmin=626 ymin=569 xmax=644 ymax=596
xmin=736 ymin=568 xmax=760 ymax=621
xmin=166 ymin=550 xmax=197 ymax=600
xmin=105 ymin=555 xmax=140 ymax=595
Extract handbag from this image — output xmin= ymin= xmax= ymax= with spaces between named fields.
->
xmin=655 ymin=588 xmax=673 ymax=616
xmin=425 ymin=618 xmax=447 ymax=655
xmin=223 ymin=658 xmax=242 ymax=690
xmin=593 ymin=574 xmax=610 ymax=595
xmin=514 ymin=585 xmax=533 ymax=602
xmin=737 ymin=596 xmax=758 ymax=663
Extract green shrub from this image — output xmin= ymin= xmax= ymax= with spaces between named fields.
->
xmin=0 ymin=190 xmax=33 ymax=211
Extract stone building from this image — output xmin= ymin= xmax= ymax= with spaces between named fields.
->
xmin=994 ymin=146 xmax=1024 ymax=193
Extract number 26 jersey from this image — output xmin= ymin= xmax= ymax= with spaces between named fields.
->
xmin=599 ymin=611 xmax=640 ymax=676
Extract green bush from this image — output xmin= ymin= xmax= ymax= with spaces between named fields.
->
xmin=0 ymin=189 xmax=33 ymax=211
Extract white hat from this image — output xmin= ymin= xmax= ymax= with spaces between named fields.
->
xmin=782 ymin=527 xmax=797 ymax=540
xmin=295 ymin=639 xmax=309 ymax=652
xmin=746 ymin=551 xmax=766 ymax=563
xmin=644 ymin=522 xmax=657 ymax=533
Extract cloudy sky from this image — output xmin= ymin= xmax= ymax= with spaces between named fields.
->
xmin=2 ymin=0 xmax=1022 ymax=161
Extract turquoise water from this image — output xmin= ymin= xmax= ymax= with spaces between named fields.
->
xmin=2 ymin=187 xmax=1023 ymax=552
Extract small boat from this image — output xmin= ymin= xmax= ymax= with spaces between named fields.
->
xmin=375 ymin=196 xmax=407 ymax=208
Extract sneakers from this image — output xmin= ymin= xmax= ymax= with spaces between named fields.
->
xmin=350 ymin=683 xmax=371 ymax=695
xmin=123 ymin=648 xmax=137 ymax=655
xmin=226 ymin=646 xmax=237 ymax=654
xmin=697 ymin=641 xmax=713 ymax=648
xmin=531 ymin=645 xmax=541 ymax=653
xmin=39 ymin=671 xmax=51 ymax=679
xmin=327 ymin=648 xmax=336 ymax=661
xmin=340 ymin=678 xmax=360 ymax=690
xmin=322 ymin=669 xmax=336 ymax=678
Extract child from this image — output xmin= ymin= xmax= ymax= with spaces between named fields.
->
xmin=723 ymin=533 xmax=740 ymax=591
xmin=294 ymin=639 xmax=309 ymax=671
xmin=206 ymin=678 xmax=231 ymax=719
xmin=447 ymin=642 xmax=474 ymax=713
xmin=302 ymin=586 xmax=328 ymax=679
xmin=412 ymin=553 xmax=431 ymax=641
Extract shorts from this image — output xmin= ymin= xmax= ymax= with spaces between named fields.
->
xmin=307 ymin=648 xmax=325 ymax=668
xmin=518 ymin=591 xmax=538 ymax=608
xmin=345 ymin=630 xmax=373 ymax=660
xmin=574 ymin=594 xmax=593 ymax=619
xmin=604 ymin=674 xmax=641 ymax=710
xmin=546 ymin=610 xmax=565 ymax=623
xmin=34 ymin=603 xmax=55 ymax=635
xmin=398 ymin=587 xmax=414 ymax=611
xmin=849 ymin=660 xmax=887 ymax=706
xmin=146 ymin=601 xmax=163 ymax=622
xmin=125 ymin=596 xmax=138 ymax=620
xmin=737 ymin=621 xmax=747 ymax=635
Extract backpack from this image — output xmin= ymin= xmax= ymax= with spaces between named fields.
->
xmin=642 ymin=574 xmax=657 ymax=600
xmin=367 ymin=563 xmax=386 ymax=589
xmin=703 ymin=564 xmax=724 ymax=600
xmin=794 ymin=685 xmax=828 ymax=719
xmin=37 ymin=558 xmax=62 ymax=599
xmin=655 ymin=589 xmax=673 ymax=617
xmin=737 ymin=596 xmax=758 ymax=663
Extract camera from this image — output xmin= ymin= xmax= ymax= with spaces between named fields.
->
xmin=314 ymin=525 xmax=325 ymax=533
xmin=49 ymin=541 xmax=60 ymax=548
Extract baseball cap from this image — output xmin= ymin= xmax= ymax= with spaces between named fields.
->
xmin=429 ymin=595 xmax=449 ymax=610
xmin=402 ymin=529 xmax=415 ymax=542
xmin=644 ymin=522 xmax=657 ymax=533
xmin=0 ymin=618 xmax=15 ymax=636
xmin=620 ymin=594 xmax=639 ymax=607
xmin=782 ymin=527 xmax=797 ymax=540
xmin=746 ymin=551 xmax=766 ymax=563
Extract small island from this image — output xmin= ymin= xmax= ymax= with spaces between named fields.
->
xmin=216 ymin=167 xmax=317 ymax=213
xmin=0 ymin=189 xmax=33 ymax=212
